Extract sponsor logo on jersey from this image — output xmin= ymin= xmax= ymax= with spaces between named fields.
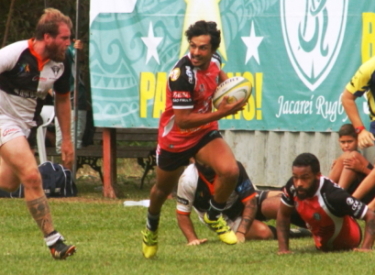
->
xmin=351 ymin=200 xmax=361 ymax=211
xmin=185 ymin=66 xmax=193 ymax=84
xmin=51 ymin=65 xmax=61 ymax=76
xmin=346 ymin=197 xmax=354 ymax=205
xmin=14 ymin=88 xmax=37 ymax=98
xmin=173 ymin=91 xmax=191 ymax=99
xmin=289 ymin=184 xmax=295 ymax=195
xmin=32 ymin=76 xmax=47 ymax=82
xmin=280 ymin=0 xmax=348 ymax=91
xmin=177 ymin=196 xmax=189 ymax=205
xmin=198 ymin=84 xmax=205 ymax=94
xmin=313 ymin=213 xmax=321 ymax=221
xmin=2 ymin=127 xmax=20 ymax=137
xmin=17 ymin=63 xmax=30 ymax=73
xmin=169 ymin=68 xmax=180 ymax=81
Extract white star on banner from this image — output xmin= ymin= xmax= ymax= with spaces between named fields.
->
xmin=241 ymin=21 xmax=264 ymax=64
xmin=141 ymin=22 xmax=163 ymax=64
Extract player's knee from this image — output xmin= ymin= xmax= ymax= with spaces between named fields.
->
xmin=249 ymin=225 xmax=274 ymax=240
xmin=21 ymin=168 xmax=42 ymax=189
xmin=257 ymin=226 xmax=274 ymax=240
xmin=152 ymin=183 xmax=173 ymax=201
xmin=217 ymin=162 xmax=239 ymax=181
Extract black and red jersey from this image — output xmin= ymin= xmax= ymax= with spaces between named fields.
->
xmin=282 ymin=176 xmax=367 ymax=251
xmin=158 ymin=53 xmax=221 ymax=152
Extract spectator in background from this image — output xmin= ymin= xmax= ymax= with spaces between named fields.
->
xmin=341 ymin=56 xmax=375 ymax=148
xmin=55 ymin=39 xmax=87 ymax=154
xmin=328 ymin=124 xmax=375 ymax=204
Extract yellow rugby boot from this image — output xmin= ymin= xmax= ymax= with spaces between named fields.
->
xmin=142 ymin=229 xmax=158 ymax=258
xmin=203 ymin=214 xmax=237 ymax=244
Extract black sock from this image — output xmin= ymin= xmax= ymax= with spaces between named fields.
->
xmin=146 ymin=212 xmax=160 ymax=232
xmin=207 ymin=199 xmax=226 ymax=220
xmin=45 ymin=230 xmax=58 ymax=237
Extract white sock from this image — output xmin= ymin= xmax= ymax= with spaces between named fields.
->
xmin=44 ymin=232 xmax=64 ymax=247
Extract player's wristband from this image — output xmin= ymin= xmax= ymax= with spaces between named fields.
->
xmin=355 ymin=126 xmax=365 ymax=134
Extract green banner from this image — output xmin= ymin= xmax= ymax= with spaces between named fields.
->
xmin=89 ymin=0 xmax=375 ymax=131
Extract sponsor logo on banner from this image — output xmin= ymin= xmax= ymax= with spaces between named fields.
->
xmin=280 ymin=0 xmax=348 ymax=91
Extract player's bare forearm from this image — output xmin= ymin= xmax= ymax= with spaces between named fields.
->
xmin=55 ymin=93 xmax=73 ymax=168
xmin=276 ymin=204 xmax=293 ymax=253
xmin=55 ymin=93 xmax=72 ymax=142
xmin=237 ymin=197 xmax=257 ymax=236
xmin=174 ymin=99 xmax=245 ymax=129
xmin=177 ymin=213 xmax=200 ymax=244
xmin=352 ymin=169 xmax=375 ymax=199
xmin=277 ymin=219 xmax=290 ymax=252
xmin=341 ymin=90 xmax=363 ymax=127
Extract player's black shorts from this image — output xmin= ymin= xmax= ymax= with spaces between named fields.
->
xmin=157 ymin=130 xmax=222 ymax=171
xmin=255 ymin=190 xmax=269 ymax=221
xmin=255 ymin=190 xmax=307 ymax=228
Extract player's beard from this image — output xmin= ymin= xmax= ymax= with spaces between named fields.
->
xmin=295 ymin=180 xmax=318 ymax=200
xmin=46 ymin=42 xmax=65 ymax=62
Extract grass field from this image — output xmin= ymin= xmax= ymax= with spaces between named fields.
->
xmin=1 ymin=162 xmax=375 ymax=275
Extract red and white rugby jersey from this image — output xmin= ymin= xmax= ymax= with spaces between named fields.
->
xmin=0 ymin=39 xmax=70 ymax=129
xmin=157 ymin=53 xmax=221 ymax=152
xmin=281 ymin=176 xmax=367 ymax=251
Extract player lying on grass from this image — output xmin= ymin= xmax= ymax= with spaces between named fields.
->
xmin=277 ymin=153 xmax=375 ymax=253
xmin=328 ymin=124 xmax=375 ymax=204
xmin=176 ymin=160 xmax=311 ymax=245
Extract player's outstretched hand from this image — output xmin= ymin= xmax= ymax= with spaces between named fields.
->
xmin=187 ymin=239 xmax=207 ymax=246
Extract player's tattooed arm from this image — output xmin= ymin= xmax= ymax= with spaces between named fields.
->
xmin=237 ymin=197 xmax=257 ymax=240
xmin=26 ymin=196 xmax=54 ymax=236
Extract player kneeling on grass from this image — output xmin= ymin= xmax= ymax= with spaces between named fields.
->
xmin=176 ymin=160 xmax=311 ymax=244
xmin=277 ymin=153 xmax=375 ymax=254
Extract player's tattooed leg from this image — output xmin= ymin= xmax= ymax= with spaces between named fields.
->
xmin=26 ymin=196 xmax=54 ymax=236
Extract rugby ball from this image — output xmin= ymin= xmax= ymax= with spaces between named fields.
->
xmin=213 ymin=76 xmax=252 ymax=108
